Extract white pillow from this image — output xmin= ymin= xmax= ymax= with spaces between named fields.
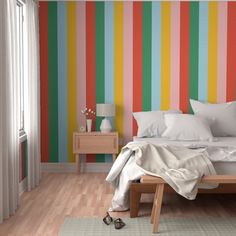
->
xmin=162 ymin=114 xmax=214 ymax=141
xmin=133 ymin=110 xmax=182 ymax=138
xmin=190 ymin=99 xmax=236 ymax=137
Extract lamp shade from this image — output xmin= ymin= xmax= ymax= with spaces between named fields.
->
xmin=96 ymin=104 xmax=115 ymax=117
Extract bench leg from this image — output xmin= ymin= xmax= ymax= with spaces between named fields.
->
xmin=151 ymin=187 xmax=158 ymax=223
xmin=130 ymin=187 xmax=142 ymax=218
xmin=152 ymin=183 xmax=164 ymax=234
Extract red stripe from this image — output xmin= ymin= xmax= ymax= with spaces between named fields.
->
xmin=86 ymin=2 xmax=96 ymax=163
xmin=179 ymin=2 xmax=190 ymax=113
xmin=133 ymin=2 xmax=142 ymax=136
xmin=227 ymin=2 xmax=236 ymax=101
xmin=21 ymin=143 xmax=24 ymax=181
xmin=39 ymin=2 xmax=49 ymax=162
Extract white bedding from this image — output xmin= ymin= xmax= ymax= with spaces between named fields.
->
xmin=106 ymin=137 xmax=236 ymax=211
xmin=134 ymin=137 xmax=236 ymax=163
xmin=133 ymin=136 xmax=236 ymax=148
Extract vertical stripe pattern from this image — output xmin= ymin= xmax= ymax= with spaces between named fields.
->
xmin=160 ymin=2 xmax=171 ymax=110
xmin=170 ymin=2 xmax=180 ymax=109
xmin=39 ymin=1 xmax=236 ymax=163
xmin=189 ymin=2 xmax=199 ymax=113
xmin=133 ymin=2 xmax=142 ymax=135
xmin=67 ymin=2 xmax=77 ymax=162
xmin=151 ymin=2 xmax=161 ymax=110
xmin=95 ymin=2 xmax=105 ymax=162
xmin=123 ymin=1 xmax=133 ymax=144
xmin=114 ymin=2 xmax=124 ymax=138
xmin=180 ymin=2 xmax=190 ymax=113
xmin=142 ymin=2 xmax=152 ymax=111
xmin=58 ymin=2 xmax=68 ymax=163
xmin=198 ymin=2 xmax=208 ymax=102
xmin=86 ymin=2 xmax=96 ymax=162
xmin=217 ymin=2 xmax=227 ymax=103
xmin=105 ymin=2 xmax=114 ymax=161
xmin=227 ymin=2 xmax=236 ymax=101
xmin=208 ymin=2 xmax=218 ymax=103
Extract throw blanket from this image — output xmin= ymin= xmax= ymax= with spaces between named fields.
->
xmin=106 ymin=142 xmax=217 ymax=211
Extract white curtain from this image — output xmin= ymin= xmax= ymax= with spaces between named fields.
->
xmin=25 ymin=0 xmax=41 ymax=191
xmin=0 ymin=0 xmax=20 ymax=223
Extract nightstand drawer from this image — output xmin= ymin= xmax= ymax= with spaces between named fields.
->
xmin=73 ymin=132 xmax=118 ymax=154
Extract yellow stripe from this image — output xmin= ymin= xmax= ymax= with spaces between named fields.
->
xmin=114 ymin=2 xmax=124 ymax=137
xmin=67 ymin=2 xmax=77 ymax=162
xmin=208 ymin=2 xmax=218 ymax=103
xmin=160 ymin=2 xmax=171 ymax=110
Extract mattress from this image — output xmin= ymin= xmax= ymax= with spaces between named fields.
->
xmin=133 ymin=136 xmax=236 ymax=148
xmin=133 ymin=136 xmax=236 ymax=175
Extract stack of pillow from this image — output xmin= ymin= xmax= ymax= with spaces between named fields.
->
xmin=133 ymin=100 xmax=236 ymax=142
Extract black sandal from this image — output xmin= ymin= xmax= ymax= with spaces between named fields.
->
xmin=103 ymin=212 xmax=126 ymax=229
xmin=114 ymin=218 xmax=126 ymax=230
xmin=103 ymin=212 xmax=113 ymax=225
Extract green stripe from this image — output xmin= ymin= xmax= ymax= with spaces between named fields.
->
xmin=96 ymin=2 xmax=105 ymax=163
xmin=189 ymin=2 xmax=199 ymax=113
xmin=24 ymin=141 xmax=27 ymax=178
xmin=48 ymin=2 xmax=58 ymax=162
xmin=142 ymin=2 xmax=152 ymax=111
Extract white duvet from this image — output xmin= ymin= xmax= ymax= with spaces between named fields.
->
xmin=106 ymin=141 xmax=236 ymax=212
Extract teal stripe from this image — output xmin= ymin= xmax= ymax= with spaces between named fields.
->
xmin=198 ymin=2 xmax=208 ymax=102
xmin=96 ymin=2 xmax=105 ymax=163
xmin=142 ymin=2 xmax=152 ymax=111
xmin=48 ymin=2 xmax=58 ymax=162
xmin=189 ymin=2 xmax=199 ymax=113
xmin=105 ymin=2 xmax=114 ymax=163
xmin=57 ymin=2 xmax=68 ymax=163
xmin=151 ymin=2 xmax=161 ymax=110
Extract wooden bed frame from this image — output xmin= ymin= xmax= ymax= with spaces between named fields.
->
xmin=130 ymin=177 xmax=236 ymax=218
xmin=140 ymin=175 xmax=236 ymax=233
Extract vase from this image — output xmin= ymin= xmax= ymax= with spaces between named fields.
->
xmin=86 ymin=119 xmax=92 ymax=132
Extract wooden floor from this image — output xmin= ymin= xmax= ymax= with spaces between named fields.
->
xmin=0 ymin=173 xmax=236 ymax=236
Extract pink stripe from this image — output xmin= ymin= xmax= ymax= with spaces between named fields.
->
xmin=170 ymin=2 xmax=180 ymax=109
xmin=217 ymin=2 xmax=227 ymax=103
xmin=123 ymin=1 xmax=133 ymax=144
xmin=76 ymin=2 xmax=86 ymax=128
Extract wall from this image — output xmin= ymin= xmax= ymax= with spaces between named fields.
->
xmin=20 ymin=141 xmax=27 ymax=182
xmin=39 ymin=1 xmax=236 ymax=163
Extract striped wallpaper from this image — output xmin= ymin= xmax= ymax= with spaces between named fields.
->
xmin=39 ymin=1 xmax=236 ymax=163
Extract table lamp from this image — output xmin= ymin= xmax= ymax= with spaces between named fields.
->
xmin=96 ymin=104 xmax=115 ymax=133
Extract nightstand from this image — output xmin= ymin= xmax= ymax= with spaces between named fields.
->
xmin=73 ymin=132 xmax=119 ymax=173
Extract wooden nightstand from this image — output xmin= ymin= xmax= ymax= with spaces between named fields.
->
xmin=73 ymin=132 xmax=119 ymax=173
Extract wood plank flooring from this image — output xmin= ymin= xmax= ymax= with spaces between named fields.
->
xmin=0 ymin=173 xmax=236 ymax=236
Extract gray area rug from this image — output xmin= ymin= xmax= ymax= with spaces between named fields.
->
xmin=59 ymin=217 xmax=236 ymax=236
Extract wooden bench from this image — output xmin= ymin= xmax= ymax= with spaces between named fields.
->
xmin=141 ymin=175 xmax=236 ymax=234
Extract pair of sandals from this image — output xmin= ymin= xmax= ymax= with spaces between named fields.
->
xmin=103 ymin=212 xmax=126 ymax=230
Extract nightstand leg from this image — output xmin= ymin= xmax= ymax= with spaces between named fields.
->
xmin=75 ymin=154 xmax=80 ymax=173
xmin=112 ymin=154 xmax=116 ymax=162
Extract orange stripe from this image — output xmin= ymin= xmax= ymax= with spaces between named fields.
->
xmin=227 ymin=2 xmax=236 ymax=101
xmin=179 ymin=2 xmax=190 ymax=113
xmin=86 ymin=2 xmax=96 ymax=162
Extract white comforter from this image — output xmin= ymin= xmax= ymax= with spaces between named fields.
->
xmin=106 ymin=142 xmax=218 ymax=211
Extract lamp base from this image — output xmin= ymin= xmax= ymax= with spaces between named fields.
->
xmin=100 ymin=118 xmax=112 ymax=133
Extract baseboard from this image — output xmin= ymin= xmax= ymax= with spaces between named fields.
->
xmin=41 ymin=162 xmax=113 ymax=173
xmin=19 ymin=178 xmax=27 ymax=195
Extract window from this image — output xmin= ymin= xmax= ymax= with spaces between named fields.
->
xmin=16 ymin=0 xmax=26 ymax=135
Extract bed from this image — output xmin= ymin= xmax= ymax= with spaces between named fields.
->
xmin=106 ymin=100 xmax=236 ymax=213
xmin=133 ymin=136 xmax=236 ymax=175
xmin=129 ymin=136 xmax=236 ymax=217
xmin=106 ymin=137 xmax=236 ymax=212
